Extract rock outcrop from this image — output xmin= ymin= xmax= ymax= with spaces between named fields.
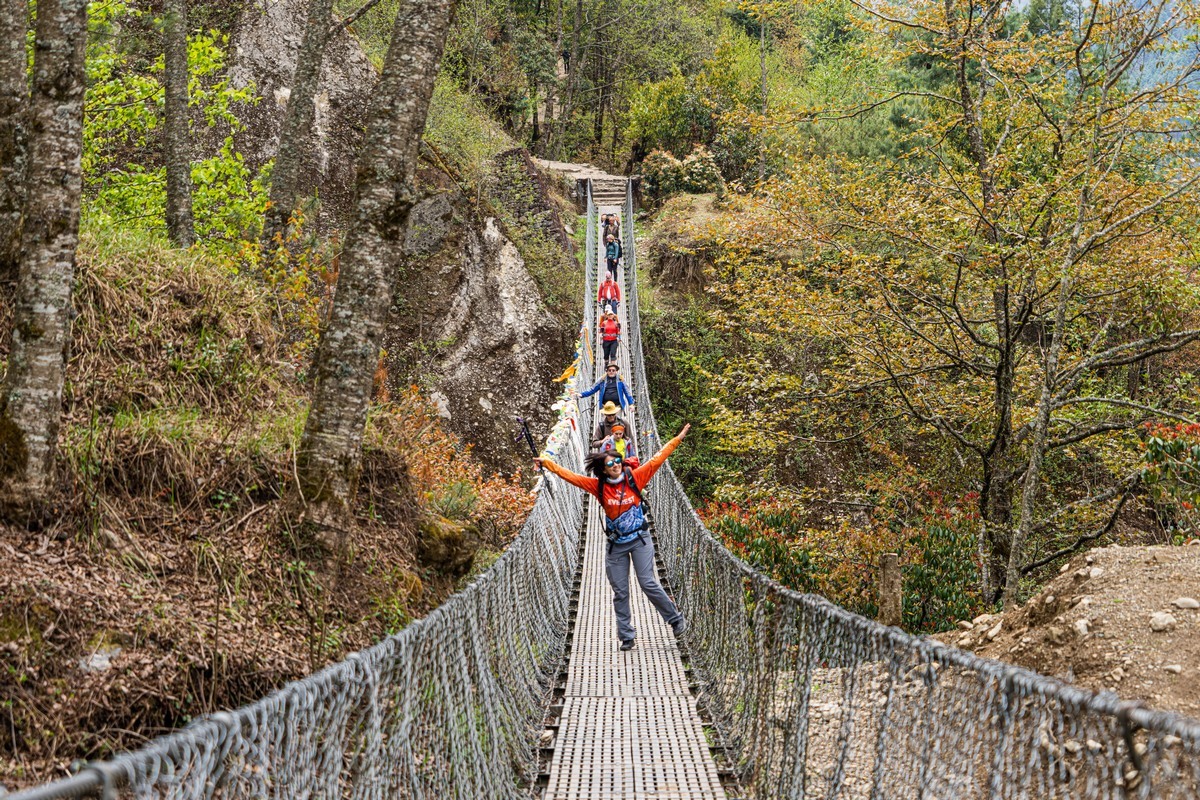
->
xmin=384 ymin=170 xmax=574 ymax=475
xmin=225 ymin=3 xmax=576 ymax=475
xmin=226 ymin=0 xmax=375 ymax=230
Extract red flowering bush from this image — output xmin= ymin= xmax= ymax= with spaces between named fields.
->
xmin=1142 ymin=423 xmax=1200 ymax=539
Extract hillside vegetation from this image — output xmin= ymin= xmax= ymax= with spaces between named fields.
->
xmin=2 ymin=0 xmax=1200 ymax=787
xmin=1 ymin=2 xmax=548 ymax=787
xmin=628 ymin=0 xmax=1200 ymax=629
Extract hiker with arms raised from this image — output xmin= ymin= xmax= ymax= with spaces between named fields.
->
xmin=535 ymin=424 xmax=691 ymax=650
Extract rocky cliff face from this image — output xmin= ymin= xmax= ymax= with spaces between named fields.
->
xmin=226 ymin=1 xmax=576 ymax=475
xmin=226 ymin=0 xmax=375 ymax=229
xmin=384 ymin=170 xmax=575 ymax=476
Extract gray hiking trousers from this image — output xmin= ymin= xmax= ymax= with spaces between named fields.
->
xmin=605 ymin=534 xmax=683 ymax=642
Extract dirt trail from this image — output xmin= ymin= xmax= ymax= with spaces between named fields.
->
xmin=533 ymin=158 xmax=623 ymax=182
xmin=939 ymin=543 xmax=1200 ymax=719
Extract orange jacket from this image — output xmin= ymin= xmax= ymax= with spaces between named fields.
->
xmin=542 ymin=431 xmax=684 ymax=521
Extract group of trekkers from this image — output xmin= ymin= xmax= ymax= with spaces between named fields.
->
xmin=534 ymin=209 xmax=690 ymax=652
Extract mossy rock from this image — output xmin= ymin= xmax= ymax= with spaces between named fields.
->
xmin=417 ymin=514 xmax=481 ymax=578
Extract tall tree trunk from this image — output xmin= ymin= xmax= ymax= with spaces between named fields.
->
xmin=540 ymin=0 xmax=563 ymax=157
xmin=1004 ymin=256 xmax=1076 ymax=608
xmin=592 ymin=38 xmax=605 ymax=148
xmin=0 ymin=0 xmax=29 ymax=286
xmin=296 ymin=0 xmax=454 ymax=535
xmin=163 ymin=0 xmax=194 ymax=247
xmin=261 ymin=0 xmax=336 ymax=251
xmin=556 ymin=0 xmax=584 ymax=159
xmin=976 ymin=286 xmax=1016 ymax=601
xmin=0 ymin=0 xmax=88 ymax=513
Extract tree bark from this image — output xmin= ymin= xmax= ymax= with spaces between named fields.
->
xmin=261 ymin=0 xmax=336 ymax=251
xmin=1004 ymin=256 xmax=1076 ymax=607
xmin=0 ymin=0 xmax=29 ymax=286
xmin=295 ymin=0 xmax=454 ymax=535
xmin=163 ymin=0 xmax=195 ymax=247
xmin=0 ymin=0 xmax=88 ymax=512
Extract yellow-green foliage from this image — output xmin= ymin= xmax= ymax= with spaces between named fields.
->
xmin=84 ymin=2 xmax=266 ymax=247
xmin=424 ymin=76 xmax=516 ymax=192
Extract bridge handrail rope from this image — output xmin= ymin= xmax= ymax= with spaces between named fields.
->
xmin=618 ymin=182 xmax=1200 ymax=797
xmin=7 ymin=200 xmax=601 ymax=799
xmin=10 ymin=179 xmax=1200 ymax=800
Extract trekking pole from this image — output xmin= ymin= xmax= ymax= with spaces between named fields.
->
xmin=516 ymin=417 xmax=553 ymax=497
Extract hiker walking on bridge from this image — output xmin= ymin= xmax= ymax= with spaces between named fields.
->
xmin=598 ymin=274 xmax=621 ymax=314
xmin=579 ymin=362 xmax=633 ymax=413
xmin=605 ymin=235 xmax=622 ymax=281
xmin=603 ymin=212 xmax=620 ymax=241
xmin=536 ymin=424 xmax=691 ymax=650
xmin=598 ymin=312 xmax=621 ymax=362
xmin=592 ymin=400 xmax=627 ymax=448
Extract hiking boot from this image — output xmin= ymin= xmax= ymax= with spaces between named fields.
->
xmin=671 ymin=618 xmax=688 ymax=638
xmin=619 ymin=639 xmax=636 ymax=651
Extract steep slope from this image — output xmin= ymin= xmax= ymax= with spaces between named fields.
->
xmin=943 ymin=544 xmax=1200 ymax=719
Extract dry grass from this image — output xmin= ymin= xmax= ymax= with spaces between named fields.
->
xmin=0 ymin=227 xmax=526 ymax=790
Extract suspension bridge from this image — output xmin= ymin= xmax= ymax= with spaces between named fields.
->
xmin=7 ymin=181 xmax=1200 ymax=800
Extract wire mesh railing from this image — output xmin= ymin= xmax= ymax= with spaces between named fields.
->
xmin=619 ymin=183 xmax=1200 ymax=799
xmin=9 ymin=179 xmax=1200 ymax=800
xmin=6 ymin=216 xmax=600 ymax=800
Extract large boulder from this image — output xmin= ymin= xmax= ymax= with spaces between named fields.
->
xmin=383 ymin=189 xmax=573 ymax=475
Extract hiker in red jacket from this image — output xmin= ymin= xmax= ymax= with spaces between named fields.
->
xmin=599 ymin=312 xmax=621 ymax=363
xmin=598 ymin=275 xmax=621 ymax=315
xmin=536 ymin=424 xmax=691 ymax=650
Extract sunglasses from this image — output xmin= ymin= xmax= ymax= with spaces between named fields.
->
xmin=605 ymin=459 xmax=621 ymax=468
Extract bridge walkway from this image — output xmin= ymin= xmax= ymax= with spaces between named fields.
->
xmin=542 ymin=199 xmax=725 ymax=800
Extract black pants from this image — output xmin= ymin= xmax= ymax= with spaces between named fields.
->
xmin=606 ymin=259 xmax=619 ymax=280
xmin=602 ymin=339 xmax=618 ymax=362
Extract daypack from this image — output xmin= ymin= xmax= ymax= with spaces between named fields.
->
xmin=593 ymin=467 xmax=651 ymax=543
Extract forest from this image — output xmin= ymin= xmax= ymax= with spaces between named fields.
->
xmin=1 ymin=0 xmax=1199 ymax=790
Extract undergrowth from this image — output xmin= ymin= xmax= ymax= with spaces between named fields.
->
xmin=0 ymin=226 xmax=533 ymax=789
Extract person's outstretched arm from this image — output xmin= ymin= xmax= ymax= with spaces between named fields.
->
xmin=578 ymin=377 xmax=604 ymax=398
xmin=535 ymin=457 xmax=598 ymax=494
xmin=632 ymin=424 xmax=690 ymax=485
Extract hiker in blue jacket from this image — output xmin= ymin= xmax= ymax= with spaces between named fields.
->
xmin=605 ymin=235 xmax=622 ymax=281
xmin=579 ymin=362 xmax=634 ymax=413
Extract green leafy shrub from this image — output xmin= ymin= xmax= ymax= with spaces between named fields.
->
xmin=702 ymin=493 xmax=981 ymax=633
xmin=903 ymin=522 xmax=979 ymax=633
xmin=681 ymin=146 xmax=723 ymax=193
xmin=83 ymin=3 xmax=265 ymax=248
xmin=429 ymin=480 xmax=481 ymax=521
xmin=641 ymin=150 xmax=686 ymax=202
xmin=1143 ymin=423 xmax=1200 ymax=538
